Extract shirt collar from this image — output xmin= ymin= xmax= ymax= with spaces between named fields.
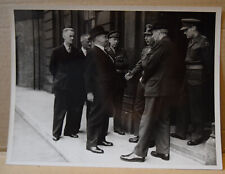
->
xmin=81 ymin=47 xmax=87 ymax=56
xmin=64 ymin=42 xmax=71 ymax=53
xmin=94 ymin=43 xmax=105 ymax=52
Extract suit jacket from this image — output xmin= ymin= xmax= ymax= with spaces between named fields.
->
xmin=142 ymin=36 xmax=180 ymax=97
xmin=84 ymin=46 xmax=117 ymax=99
xmin=49 ymin=45 xmax=86 ymax=100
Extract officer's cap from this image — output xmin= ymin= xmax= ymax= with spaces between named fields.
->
xmin=144 ymin=24 xmax=153 ymax=35
xmin=180 ymin=18 xmax=201 ymax=31
xmin=107 ymin=30 xmax=120 ymax=39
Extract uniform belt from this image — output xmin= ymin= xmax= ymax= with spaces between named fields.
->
xmin=186 ymin=64 xmax=203 ymax=70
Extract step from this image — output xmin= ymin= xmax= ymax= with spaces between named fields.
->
xmin=170 ymin=136 xmax=216 ymax=165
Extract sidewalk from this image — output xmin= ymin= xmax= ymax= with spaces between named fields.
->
xmin=12 ymin=86 xmax=202 ymax=168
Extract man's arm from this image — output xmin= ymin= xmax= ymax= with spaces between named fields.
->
xmin=141 ymin=41 xmax=167 ymax=83
xmin=84 ymin=51 xmax=96 ymax=101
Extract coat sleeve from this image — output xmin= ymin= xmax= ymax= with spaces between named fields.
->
xmin=141 ymin=41 xmax=167 ymax=83
xmin=84 ymin=51 xmax=96 ymax=94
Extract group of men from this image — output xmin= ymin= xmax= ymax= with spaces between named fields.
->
xmin=49 ymin=25 xmax=128 ymax=154
xmin=49 ymin=17 xmax=212 ymax=162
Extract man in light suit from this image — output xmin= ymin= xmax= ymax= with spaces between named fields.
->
xmin=49 ymin=28 xmax=86 ymax=141
xmin=121 ymin=23 xmax=180 ymax=162
xmin=84 ymin=26 xmax=116 ymax=154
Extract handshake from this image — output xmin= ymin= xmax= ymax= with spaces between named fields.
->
xmin=124 ymin=71 xmax=133 ymax=80
xmin=125 ymin=71 xmax=144 ymax=85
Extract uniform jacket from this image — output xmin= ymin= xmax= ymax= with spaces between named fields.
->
xmin=141 ymin=36 xmax=180 ymax=97
xmin=105 ymin=46 xmax=128 ymax=89
xmin=130 ymin=45 xmax=152 ymax=76
xmin=185 ymin=34 xmax=211 ymax=85
xmin=49 ymin=45 xmax=86 ymax=98
xmin=84 ymin=46 xmax=117 ymax=98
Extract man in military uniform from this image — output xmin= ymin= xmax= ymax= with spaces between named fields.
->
xmin=121 ymin=23 xmax=180 ymax=162
xmin=180 ymin=18 xmax=211 ymax=146
xmin=125 ymin=24 xmax=155 ymax=144
xmin=105 ymin=31 xmax=128 ymax=135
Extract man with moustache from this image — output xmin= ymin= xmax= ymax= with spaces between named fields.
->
xmin=105 ymin=31 xmax=128 ymax=135
xmin=84 ymin=26 xmax=116 ymax=154
xmin=121 ymin=23 xmax=179 ymax=162
xmin=49 ymin=28 xmax=86 ymax=141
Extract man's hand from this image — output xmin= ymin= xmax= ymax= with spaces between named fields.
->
xmin=87 ymin=93 xmax=94 ymax=102
xmin=125 ymin=72 xmax=133 ymax=80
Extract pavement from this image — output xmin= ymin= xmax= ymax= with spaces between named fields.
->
xmin=7 ymin=86 xmax=204 ymax=169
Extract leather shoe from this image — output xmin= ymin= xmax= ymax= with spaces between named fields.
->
xmin=120 ymin=152 xmax=145 ymax=162
xmin=114 ymin=130 xmax=125 ymax=135
xmin=187 ymin=138 xmax=204 ymax=146
xmin=170 ymin=133 xmax=186 ymax=140
xmin=151 ymin=151 xmax=170 ymax=161
xmin=86 ymin=146 xmax=104 ymax=154
xmin=129 ymin=136 xmax=139 ymax=143
xmin=52 ymin=136 xmax=60 ymax=141
xmin=64 ymin=134 xmax=79 ymax=138
xmin=98 ymin=140 xmax=113 ymax=146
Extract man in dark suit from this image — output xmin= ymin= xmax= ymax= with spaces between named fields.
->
xmin=121 ymin=23 xmax=180 ymax=162
xmin=79 ymin=34 xmax=91 ymax=119
xmin=49 ymin=28 xmax=86 ymax=141
xmin=84 ymin=26 xmax=116 ymax=154
xmin=105 ymin=31 xmax=128 ymax=135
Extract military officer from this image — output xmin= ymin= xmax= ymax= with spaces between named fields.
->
xmin=105 ymin=31 xmax=128 ymax=135
xmin=125 ymin=24 xmax=155 ymax=144
xmin=121 ymin=23 xmax=180 ymax=162
xmin=180 ymin=18 xmax=211 ymax=146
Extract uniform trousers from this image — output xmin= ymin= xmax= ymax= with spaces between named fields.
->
xmin=133 ymin=81 xmax=145 ymax=136
xmin=187 ymin=83 xmax=204 ymax=140
xmin=134 ymin=96 xmax=173 ymax=157
xmin=53 ymin=90 xmax=85 ymax=138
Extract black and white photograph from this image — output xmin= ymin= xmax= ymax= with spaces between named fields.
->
xmin=7 ymin=6 xmax=222 ymax=169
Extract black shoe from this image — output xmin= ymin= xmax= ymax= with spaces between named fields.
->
xmin=151 ymin=151 xmax=170 ymax=161
xmin=98 ymin=140 xmax=113 ymax=146
xmin=170 ymin=133 xmax=186 ymax=140
xmin=187 ymin=138 xmax=204 ymax=146
xmin=114 ymin=130 xmax=125 ymax=135
xmin=64 ymin=134 xmax=79 ymax=138
xmin=86 ymin=146 xmax=104 ymax=154
xmin=129 ymin=136 xmax=139 ymax=143
xmin=52 ymin=136 xmax=60 ymax=141
xmin=120 ymin=152 xmax=145 ymax=162
xmin=149 ymin=141 xmax=155 ymax=148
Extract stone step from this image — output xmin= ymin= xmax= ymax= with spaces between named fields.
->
xmin=170 ymin=136 xmax=216 ymax=165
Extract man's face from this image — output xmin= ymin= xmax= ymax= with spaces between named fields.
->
xmin=144 ymin=34 xmax=153 ymax=46
xmin=63 ymin=30 xmax=75 ymax=45
xmin=183 ymin=26 xmax=194 ymax=39
xmin=152 ymin=30 xmax=160 ymax=41
xmin=95 ymin=34 xmax=107 ymax=46
xmin=108 ymin=37 xmax=119 ymax=48
xmin=81 ymin=36 xmax=91 ymax=50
